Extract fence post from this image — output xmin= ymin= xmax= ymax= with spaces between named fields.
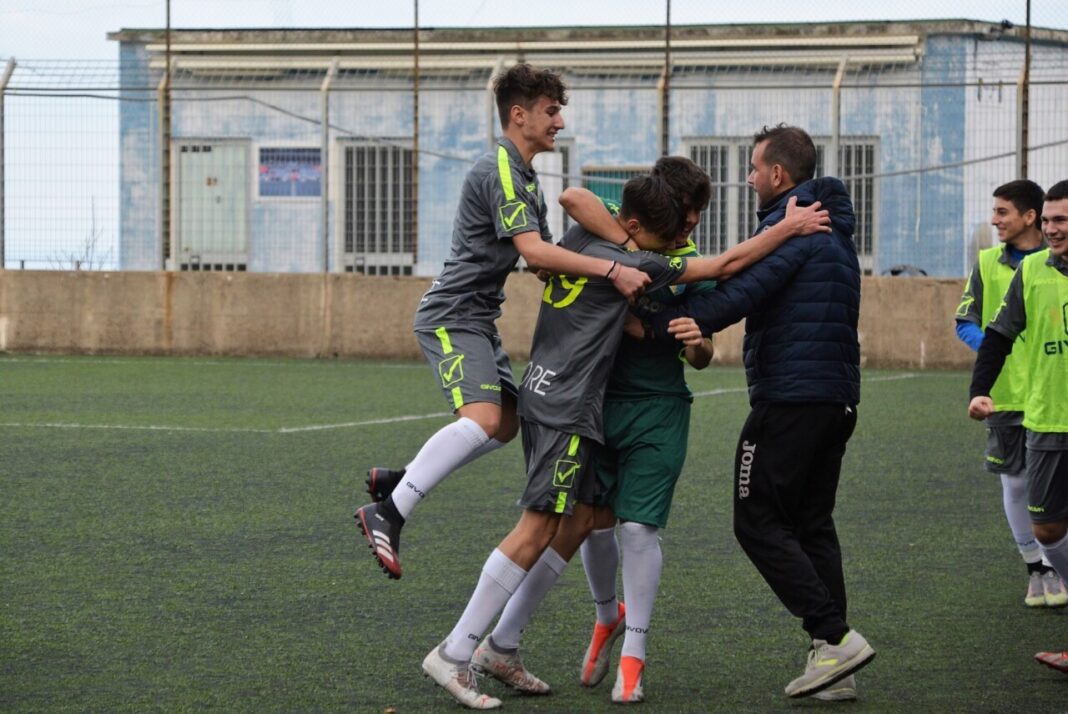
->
xmin=828 ymin=55 xmax=848 ymax=178
xmin=321 ymin=58 xmax=339 ymax=273
xmin=658 ymin=0 xmax=671 ymax=156
xmin=157 ymin=61 xmax=172 ymax=270
xmin=0 ymin=57 xmax=16 ymax=269
xmin=1017 ymin=0 xmax=1032 ymax=179
xmin=486 ymin=57 xmax=506 ymax=151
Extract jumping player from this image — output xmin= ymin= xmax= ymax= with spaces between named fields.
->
xmin=354 ymin=63 xmax=650 ymax=579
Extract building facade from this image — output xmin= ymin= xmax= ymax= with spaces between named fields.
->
xmin=110 ymin=20 xmax=1068 ymax=277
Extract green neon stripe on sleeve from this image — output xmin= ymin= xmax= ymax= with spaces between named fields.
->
xmin=435 ymin=326 xmax=453 ymax=355
xmin=554 ymin=491 xmax=568 ymax=514
xmin=497 ymin=145 xmax=516 ymax=201
xmin=451 ymin=386 xmax=464 ymax=409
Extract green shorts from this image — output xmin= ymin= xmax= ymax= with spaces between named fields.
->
xmin=595 ymin=397 xmax=691 ymax=528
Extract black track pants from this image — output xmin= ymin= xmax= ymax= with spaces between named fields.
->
xmin=732 ymin=402 xmax=858 ymax=642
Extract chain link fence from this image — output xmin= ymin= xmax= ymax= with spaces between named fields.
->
xmin=2 ymin=22 xmax=1067 ymax=276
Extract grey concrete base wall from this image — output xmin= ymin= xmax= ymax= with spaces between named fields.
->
xmin=0 ymin=271 xmax=975 ymax=369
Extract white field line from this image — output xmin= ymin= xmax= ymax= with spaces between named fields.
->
xmin=691 ymin=372 xmax=923 ymax=399
xmin=277 ymin=412 xmax=451 ymax=433
xmin=0 ymin=373 xmax=930 ymax=435
xmin=0 ymin=412 xmax=452 ymax=434
xmin=0 ymin=421 xmax=275 ymax=433
xmin=0 ymin=357 xmax=425 ymax=369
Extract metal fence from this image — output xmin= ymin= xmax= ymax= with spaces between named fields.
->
xmin=2 ymin=35 xmax=1068 ymax=277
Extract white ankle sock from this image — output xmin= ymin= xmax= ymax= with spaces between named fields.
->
xmin=490 ymin=547 xmax=568 ymax=650
xmin=619 ymin=521 xmax=662 ymax=662
xmin=391 ymin=417 xmax=489 ymax=519
xmin=581 ymin=526 xmax=620 ymax=624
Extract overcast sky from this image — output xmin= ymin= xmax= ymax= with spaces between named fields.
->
xmin=3 ymin=0 xmax=1067 ymax=60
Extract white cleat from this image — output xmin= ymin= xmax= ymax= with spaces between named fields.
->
xmin=471 ymin=638 xmax=551 ymax=694
xmin=422 ymin=643 xmax=502 ymax=710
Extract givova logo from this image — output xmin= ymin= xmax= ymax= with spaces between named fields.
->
xmin=553 ymin=459 xmax=580 ymax=489
xmin=1040 ymin=301 xmax=1068 ymax=354
xmin=438 ymin=354 xmax=464 ymax=387
xmin=669 ymin=256 xmax=684 ymax=271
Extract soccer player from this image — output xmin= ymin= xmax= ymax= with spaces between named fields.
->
xmin=353 ymin=63 xmax=650 ymax=579
xmin=470 ymin=156 xmax=828 ymax=705
xmin=642 ymin=125 xmax=873 ymax=700
xmin=956 ymin=180 xmax=1066 ymax=607
xmin=421 ymin=174 xmax=829 ymax=709
xmin=968 ymin=179 xmax=1068 ymax=676
xmin=470 ymin=157 xmax=717 ymax=705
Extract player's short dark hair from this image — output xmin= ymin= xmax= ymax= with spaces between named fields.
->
xmin=492 ymin=63 xmax=568 ymax=129
xmin=993 ymin=179 xmax=1044 ymax=217
xmin=652 ymin=156 xmax=712 ymax=212
xmin=620 ymin=175 xmax=685 ymax=241
xmin=753 ymin=124 xmax=817 ymax=184
xmin=1045 ymin=180 xmax=1068 ymax=203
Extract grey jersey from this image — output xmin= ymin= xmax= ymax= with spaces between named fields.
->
xmin=518 ymin=226 xmax=686 ymax=442
xmin=414 ymin=138 xmax=552 ymax=332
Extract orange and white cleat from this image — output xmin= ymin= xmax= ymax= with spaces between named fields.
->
xmin=581 ymin=602 xmax=626 ymax=687
xmin=611 ymin=656 xmax=645 ymax=703
xmin=1034 ymin=650 xmax=1068 ymax=674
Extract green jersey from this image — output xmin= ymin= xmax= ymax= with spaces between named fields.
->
xmin=956 ymin=243 xmax=1036 ymax=415
xmin=988 ymin=248 xmax=1068 ymax=436
xmin=606 ymin=240 xmax=717 ymax=401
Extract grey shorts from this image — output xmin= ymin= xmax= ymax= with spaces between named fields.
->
xmin=1026 ymin=448 xmax=1068 ymax=524
xmin=519 ymin=420 xmax=599 ymax=515
xmin=984 ymin=424 xmax=1027 ymax=476
xmin=414 ymin=327 xmax=517 ymax=412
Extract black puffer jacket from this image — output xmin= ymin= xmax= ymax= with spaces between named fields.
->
xmin=652 ymin=177 xmax=861 ymax=406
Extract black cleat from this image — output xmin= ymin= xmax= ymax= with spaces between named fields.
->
xmin=366 ymin=467 xmax=405 ymax=502
xmin=355 ymin=502 xmax=403 ymax=579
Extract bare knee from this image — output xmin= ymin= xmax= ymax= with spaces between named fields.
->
xmin=1034 ymin=521 xmax=1068 ymax=545
xmin=499 ymin=510 xmax=559 ymax=569
xmin=458 ymin=398 xmax=518 ymax=442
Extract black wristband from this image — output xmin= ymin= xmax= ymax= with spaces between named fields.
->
xmin=605 ymin=260 xmax=618 ymax=279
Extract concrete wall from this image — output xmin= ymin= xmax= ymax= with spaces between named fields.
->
xmin=0 ymin=270 xmax=975 ymax=369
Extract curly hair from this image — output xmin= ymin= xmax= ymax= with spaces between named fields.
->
xmin=492 ymin=63 xmax=568 ymax=129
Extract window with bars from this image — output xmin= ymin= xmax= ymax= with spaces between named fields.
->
xmin=686 ymin=137 xmax=877 ymax=272
xmin=342 ymin=142 xmax=415 ymax=275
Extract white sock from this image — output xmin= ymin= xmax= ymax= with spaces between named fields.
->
xmin=490 ymin=547 xmax=568 ymax=650
xmin=442 ymin=549 xmax=527 ymax=662
xmin=619 ymin=521 xmax=662 ymax=662
xmin=391 ymin=417 xmax=490 ymax=519
xmin=581 ymin=526 xmax=620 ymax=624
xmin=1001 ymin=474 xmax=1042 ymax=563
xmin=1039 ymin=533 xmax=1068 ymax=584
